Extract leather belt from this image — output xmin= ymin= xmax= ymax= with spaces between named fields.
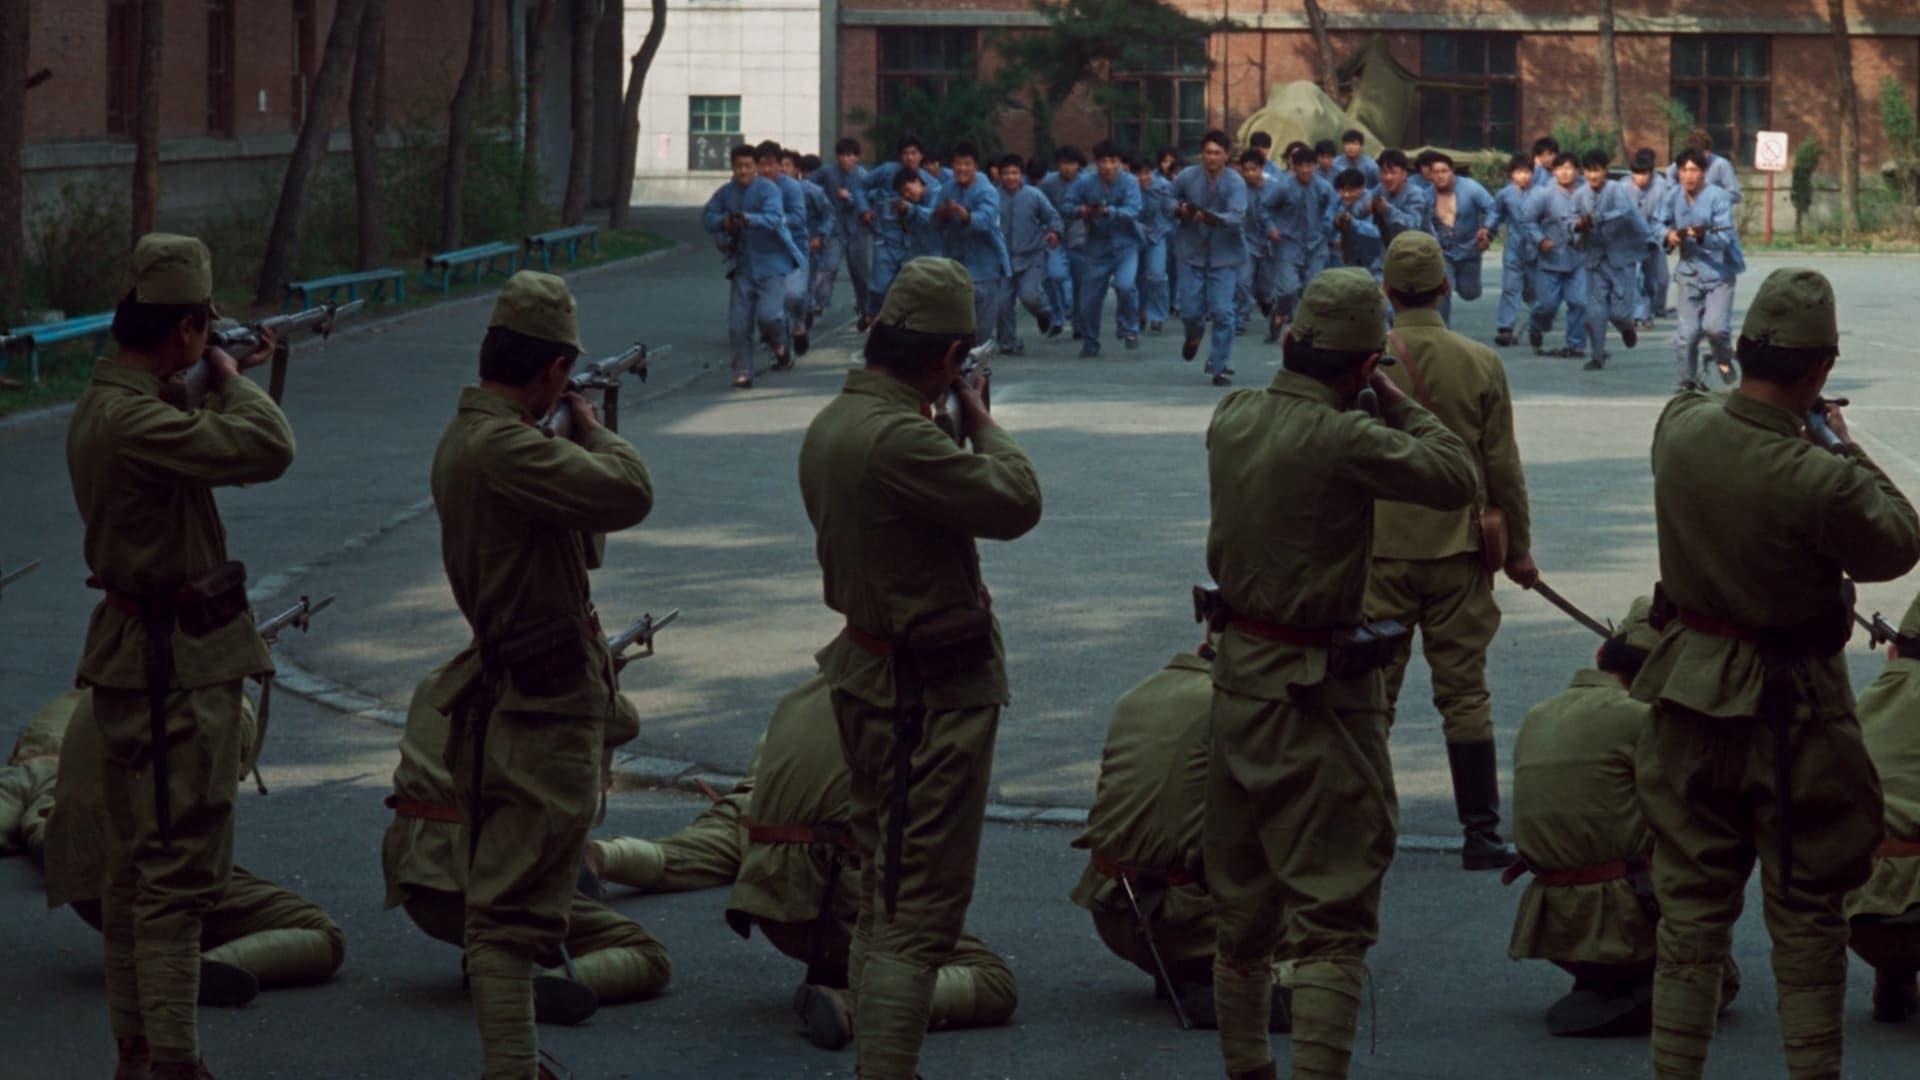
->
xmin=385 ymin=793 xmax=463 ymax=824
xmin=842 ymin=622 xmax=894 ymax=657
xmin=1878 ymin=838 xmax=1920 ymax=859
xmin=1502 ymin=854 xmax=1648 ymax=888
xmin=1227 ymin=617 xmax=1331 ymax=648
xmin=746 ymin=819 xmax=853 ymax=851
xmin=1676 ymin=607 xmax=1759 ymax=641
xmin=1091 ymin=850 xmax=1197 ymax=889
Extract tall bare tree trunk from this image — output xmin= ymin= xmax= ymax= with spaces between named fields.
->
xmin=1599 ymin=0 xmax=1629 ymax=158
xmin=351 ymin=0 xmax=388 ymax=269
xmin=521 ymin=0 xmax=557 ymax=217
xmin=0 ymin=3 xmax=27 ymax=320
xmin=1302 ymin=0 xmax=1339 ymax=101
xmin=256 ymin=0 xmax=370 ymax=304
xmin=609 ymin=0 xmax=666 ymax=229
xmin=131 ymin=0 xmax=164 ymax=243
xmin=1828 ymin=0 xmax=1861 ymax=236
xmin=562 ymin=0 xmax=597 ymax=225
xmin=442 ymin=0 xmax=494 ymax=251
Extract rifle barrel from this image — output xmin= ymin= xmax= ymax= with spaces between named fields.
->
xmin=0 ymin=559 xmax=42 ymax=589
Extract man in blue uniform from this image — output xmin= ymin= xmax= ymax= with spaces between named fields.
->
xmin=1523 ymin=152 xmax=1588 ymax=359
xmin=758 ymin=141 xmax=814 ymax=359
xmin=1327 ymin=169 xmax=1385 ymax=282
xmin=1487 ymin=154 xmax=1538 ymax=347
xmin=1264 ymin=146 xmax=1334 ymax=341
xmin=1063 ymin=140 xmax=1143 ymax=357
xmin=996 ymin=156 xmax=1063 ymax=355
xmin=1627 ymin=149 xmax=1673 ymax=326
xmin=935 ymin=143 xmax=1012 ymax=346
xmin=812 ymin=137 xmax=875 ymax=329
xmin=1572 ymin=149 xmax=1649 ymax=372
xmin=1654 ymin=148 xmax=1745 ymax=389
xmin=1134 ymin=157 xmax=1177 ymax=335
xmin=704 ymin=143 xmax=802 ymax=388
xmin=1171 ymin=130 xmax=1247 ymax=387
xmin=1426 ymin=153 xmax=1496 ymax=326
xmin=1039 ymin=146 xmax=1087 ymax=339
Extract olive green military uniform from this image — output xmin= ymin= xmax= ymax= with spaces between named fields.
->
xmin=425 ymin=273 xmax=655 ymax=1080
xmin=39 ymin=689 xmax=344 ymax=1004
xmin=1632 ymin=269 xmax=1920 ymax=1079
xmin=592 ymin=767 xmax=756 ymax=894
xmin=1366 ymin=234 xmax=1532 ymax=866
xmin=1845 ymin=594 xmax=1920 ymax=1019
xmin=0 ymin=689 xmax=72 ymax=860
xmin=65 ymin=234 xmax=295 ymax=1070
xmin=382 ymin=670 xmax=670 ymax=1017
xmin=1205 ymin=267 xmax=1477 ymax=1079
xmin=1069 ymin=654 xmax=1217 ymax=989
xmin=799 ymin=258 xmax=1042 ymax=1080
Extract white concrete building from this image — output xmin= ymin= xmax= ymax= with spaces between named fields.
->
xmin=627 ymin=0 xmax=827 ymax=205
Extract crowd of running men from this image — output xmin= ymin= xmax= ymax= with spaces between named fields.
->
xmin=704 ymin=125 xmax=1747 ymax=391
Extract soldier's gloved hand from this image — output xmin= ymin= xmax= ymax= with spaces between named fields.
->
xmin=1504 ymin=551 xmax=1540 ymax=589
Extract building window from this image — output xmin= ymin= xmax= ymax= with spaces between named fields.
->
xmin=1111 ymin=42 xmax=1209 ymax=158
xmin=1671 ymin=35 xmax=1770 ymax=166
xmin=292 ymin=0 xmax=317 ymax=129
xmin=689 ymin=95 xmax=742 ymax=172
xmin=1418 ymin=32 xmax=1519 ymax=152
xmin=877 ymin=29 xmax=977 ymax=114
xmin=207 ymin=0 xmax=237 ymax=136
xmin=106 ymin=0 xmax=137 ymax=136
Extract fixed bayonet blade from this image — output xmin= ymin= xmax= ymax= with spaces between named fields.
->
xmin=0 ymin=559 xmax=42 ymax=590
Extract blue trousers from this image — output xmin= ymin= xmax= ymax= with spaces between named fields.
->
xmin=1635 ymin=243 xmax=1670 ymax=321
xmin=1179 ymin=262 xmax=1237 ymax=376
xmin=1584 ymin=260 xmax=1637 ymax=362
xmin=1044 ymin=246 xmax=1075 ymax=327
xmin=1077 ymin=247 xmax=1139 ymax=353
xmin=999 ymin=264 xmax=1049 ymax=352
xmin=1138 ymin=238 xmax=1170 ymax=327
xmin=1235 ymin=252 xmax=1280 ymax=328
xmin=814 ymin=230 xmax=873 ymax=317
xmin=1439 ymin=255 xmax=1484 ymax=325
xmin=872 ymin=244 xmax=911 ymax=308
xmin=1496 ymin=253 xmax=1530 ymax=331
xmin=973 ymin=277 xmax=1007 ymax=349
xmin=1273 ymin=248 xmax=1327 ymax=322
xmin=729 ymin=272 xmax=786 ymax=377
xmin=1529 ymin=265 xmax=1588 ymax=350
xmin=1674 ymin=272 xmax=1736 ymax=385
xmin=784 ymin=263 xmax=810 ymax=336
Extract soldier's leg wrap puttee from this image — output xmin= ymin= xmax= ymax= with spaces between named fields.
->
xmin=1213 ymin=955 xmax=1274 ymax=1073
xmin=467 ymin=943 xmax=537 ymax=1080
xmin=1288 ymin=959 xmax=1364 ymax=1080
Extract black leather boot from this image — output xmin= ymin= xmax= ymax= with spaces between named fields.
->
xmin=1447 ymin=739 xmax=1515 ymax=870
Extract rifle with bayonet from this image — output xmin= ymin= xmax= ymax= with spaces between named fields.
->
xmin=175 ymin=300 xmax=365 ymax=409
xmin=1 ymin=559 xmax=40 ymax=602
xmin=932 ymin=339 xmax=995 ymax=447
xmin=248 ymin=594 xmax=335 ymax=794
xmin=607 ymin=608 xmax=679 ymax=671
xmin=547 ymin=343 xmax=669 ymax=440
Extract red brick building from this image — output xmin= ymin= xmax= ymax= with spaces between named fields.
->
xmin=20 ymin=0 xmax=626 ymax=223
xmin=833 ymin=1 xmax=1920 ymax=185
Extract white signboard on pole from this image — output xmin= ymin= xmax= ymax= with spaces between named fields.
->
xmin=1754 ymin=130 xmax=1790 ymax=172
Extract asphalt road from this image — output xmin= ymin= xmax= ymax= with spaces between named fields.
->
xmin=4 ymin=213 xmax=1920 ymax=1076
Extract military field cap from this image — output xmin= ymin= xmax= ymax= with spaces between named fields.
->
xmin=1740 ymin=267 xmax=1837 ymax=350
xmin=1900 ymin=593 xmax=1920 ymax=640
xmin=877 ymin=257 xmax=976 ymax=335
xmin=1383 ymin=231 xmax=1446 ymax=293
xmin=130 ymin=233 xmax=215 ymax=308
xmin=489 ymin=271 xmax=583 ymax=351
xmin=1289 ymin=267 xmax=1386 ymax=353
xmin=1616 ymin=595 xmax=1662 ymax=653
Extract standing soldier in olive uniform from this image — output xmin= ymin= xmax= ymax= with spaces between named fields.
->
xmin=1206 ymin=267 xmax=1476 ymax=1080
xmin=1632 ymin=268 xmax=1920 ymax=1080
xmin=67 ymin=234 xmax=295 ymax=1080
xmin=1366 ymin=232 xmax=1535 ymax=871
xmin=33 ymin=687 xmax=345 ymax=1009
xmin=382 ymin=667 xmax=670 ymax=1027
xmin=425 ymin=271 xmax=655 ymax=1080
xmin=799 ymin=257 xmax=1042 ymax=1080
xmin=1845 ymin=593 xmax=1920 ymax=1023
xmin=1506 ymin=598 xmax=1738 ymax=1037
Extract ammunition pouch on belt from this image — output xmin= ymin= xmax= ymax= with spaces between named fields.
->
xmin=89 ymin=561 xmax=251 ymax=849
xmin=480 ymin=613 xmax=591 ymax=699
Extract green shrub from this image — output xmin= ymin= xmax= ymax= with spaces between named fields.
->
xmin=1790 ymin=138 xmax=1821 ymax=237
xmin=1549 ymin=117 xmax=1618 ymax=163
xmin=24 ymin=181 xmax=130 ymax=316
xmin=1646 ymin=94 xmax=1695 ymax=159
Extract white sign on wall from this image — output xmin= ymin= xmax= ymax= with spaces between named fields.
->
xmin=1754 ymin=131 xmax=1790 ymax=173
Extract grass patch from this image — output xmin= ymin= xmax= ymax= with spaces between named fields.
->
xmin=0 ymin=228 xmax=673 ymax=418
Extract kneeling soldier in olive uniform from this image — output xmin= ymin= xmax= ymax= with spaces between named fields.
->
xmin=425 ymin=272 xmax=656 ymax=1079
xmin=1205 ymin=267 xmax=1476 ymax=1080
xmin=589 ymin=770 xmax=754 ymax=896
xmin=1506 ymin=599 xmax=1736 ymax=1037
xmin=383 ymin=669 xmax=670 ymax=1027
xmin=1069 ymin=634 xmax=1291 ymax=1031
xmin=67 ymin=234 xmax=295 ymax=1080
xmin=1632 ymin=268 xmax=1920 ymax=1079
xmin=1846 ymin=594 xmax=1920 ymax=1023
xmin=799 ymin=257 xmax=1042 ymax=1080
xmin=34 ymin=690 xmax=344 ymax=1010
xmin=0 ymin=690 xmax=71 ymax=862
xmin=1365 ymin=231 xmax=1535 ymax=871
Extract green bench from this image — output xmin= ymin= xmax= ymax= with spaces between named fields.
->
xmin=284 ymin=268 xmax=406 ymax=312
xmin=0 ymin=311 xmax=115 ymax=383
xmin=524 ymin=224 xmax=601 ymax=271
xmin=422 ymin=241 xmax=519 ymax=293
